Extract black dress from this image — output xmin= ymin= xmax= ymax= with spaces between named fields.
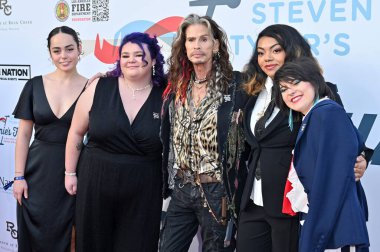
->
xmin=13 ymin=76 xmax=85 ymax=252
xmin=75 ymin=77 xmax=163 ymax=252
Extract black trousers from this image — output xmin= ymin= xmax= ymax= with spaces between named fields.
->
xmin=159 ymin=176 xmax=234 ymax=252
xmin=236 ymin=200 xmax=299 ymax=252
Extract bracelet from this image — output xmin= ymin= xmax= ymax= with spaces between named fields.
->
xmin=65 ymin=171 xmax=76 ymax=176
xmin=2 ymin=176 xmax=24 ymax=191
xmin=360 ymin=151 xmax=366 ymax=158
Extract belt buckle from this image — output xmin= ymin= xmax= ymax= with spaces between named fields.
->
xmin=177 ymin=169 xmax=198 ymax=187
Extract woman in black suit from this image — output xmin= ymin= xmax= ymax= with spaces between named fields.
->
xmin=236 ymin=24 xmax=371 ymax=252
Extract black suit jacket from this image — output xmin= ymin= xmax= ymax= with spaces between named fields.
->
xmin=240 ymin=82 xmax=344 ymax=218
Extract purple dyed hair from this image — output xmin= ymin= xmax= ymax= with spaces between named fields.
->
xmin=107 ymin=32 xmax=166 ymax=87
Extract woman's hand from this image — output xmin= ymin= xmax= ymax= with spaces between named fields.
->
xmin=13 ymin=179 xmax=28 ymax=205
xmin=65 ymin=175 xmax=77 ymax=195
xmin=354 ymin=155 xmax=367 ymax=181
xmin=86 ymin=72 xmax=105 ymax=88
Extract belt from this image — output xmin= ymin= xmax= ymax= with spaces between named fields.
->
xmin=176 ymin=169 xmax=219 ymax=184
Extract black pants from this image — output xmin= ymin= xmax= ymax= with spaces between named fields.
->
xmin=236 ymin=200 xmax=299 ymax=252
xmin=159 ymin=176 xmax=234 ymax=252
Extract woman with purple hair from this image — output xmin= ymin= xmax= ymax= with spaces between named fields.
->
xmin=64 ymin=32 xmax=166 ymax=251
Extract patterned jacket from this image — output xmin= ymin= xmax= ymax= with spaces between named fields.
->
xmin=160 ymin=71 xmax=248 ymax=221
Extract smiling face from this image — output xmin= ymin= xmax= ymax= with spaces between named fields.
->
xmin=280 ymin=80 xmax=316 ymax=115
xmin=119 ymin=42 xmax=155 ymax=81
xmin=257 ymin=36 xmax=286 ymax=79
xmin=49 ymin=32 xmax=81 ymax=72
xmin=185 ymin=23 xmax=219 ymax=69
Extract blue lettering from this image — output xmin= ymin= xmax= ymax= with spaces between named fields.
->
xmin=323 ymin=34 xmax=330 ymax=44
xmin=371 ymin=141 xmax=380 ymax=165
xmin=246 ymin=35 xmax=256 ymax=49
xmin=353 ymin=0 xmax=371 ymax=20
xmin=307 ymin=0 xmax=326 ymax=22
xmin=304 ymin=34 xmax=320 ymax=55
xmin=357 ymin=114 xmax=377 ymax=142
xmin=331 ymin=0 xmax=347 ymax=21
xmin=349 ymin=113 xmax=379 ymax=165
xmin=334 ymin=33 xmax=350 ymax=56
xmin=230 ymin=35 xmax=244 ymax=55
xmin=269 ymin=2 xmax=285 ymax=23
xmin=289 ymin=1 xmax=303 ymax=23
xmin=252 ymin=3 xmax=265 ymax=24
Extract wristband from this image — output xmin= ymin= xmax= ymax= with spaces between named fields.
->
xmin=65 ymin=171 xmax=76 ymax=176
xmin=3 ymin=176 xmax=25 ymax=191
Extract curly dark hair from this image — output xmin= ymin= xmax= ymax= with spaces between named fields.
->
xmin=243 ymin=24 xmax=322 ymax=96
xmin=163 ymin=13 xmax=233 ymax=102
xmin=107 ymin=32 xmax=166 ymax=87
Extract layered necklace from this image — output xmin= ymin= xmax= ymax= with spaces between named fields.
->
xmin=192 ymin=78 xmax=208 ymax=108
xmin=126 ymin=82 xmax=152 ymax=99
xmin=193 ymin=75 xmax=208 ymax=90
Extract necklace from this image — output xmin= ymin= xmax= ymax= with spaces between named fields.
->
xmin=193 ymin=81 xmax=207 ymax=90
xmin=191 ymin=84 xmax=207 ymax=108
xmin=256 ymin=90 xmax=270 ymax=120
xmin=194 ymin=76 xmax=208 ymax=84
xmin=126 ymin=82 xmax=152 ymax=99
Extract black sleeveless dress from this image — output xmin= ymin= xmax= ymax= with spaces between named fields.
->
xmin=13 ymin=76 xmax=86 ymax=252
xmin=75 ymin=77 xmax=163 ymax=252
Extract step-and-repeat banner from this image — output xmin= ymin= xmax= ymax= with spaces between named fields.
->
xmin=1 ymin=0 xmax=379 ymax=251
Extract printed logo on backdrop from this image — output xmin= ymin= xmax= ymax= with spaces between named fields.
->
xmin=189 ymin=0 xmax=241 ymax=17
xmin=0 ymin=115 xmax=18 ymax=146
xmin=0 ymin=0 xmax=12 ymax=16
xmin=54 ymin=0 xmax=109 ymax=22
xmin=55 ymin=0 xmax=70 ymax=22
xmin=229 ymin=0 xmax=372 ymax=57
xmin=0 ymin=221 xmax=18 ymax=251
xmin=5 ymin=221 xmax=17 ymax=239
xmin=0 ymin=1 xmax=32 ymax=31
xmin=94 ymin=16 xmax=183 ymax=64
xmin=0 ymin=172 xmax=13 ymax=194
xmin=0 ymin=65 xmax=31 ymax=81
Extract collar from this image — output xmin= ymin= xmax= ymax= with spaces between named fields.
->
xmin=303 ymin=96 xmax=330 ymax=119
xmin=264 ymin=77 xmax=274 ymax=96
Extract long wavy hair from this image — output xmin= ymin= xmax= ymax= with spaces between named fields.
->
xmin=243 ymin=24 xmax=322 ymax=96
xmin=107 ymin=32 xmax=166 ymax=87
xmin=163 ymin=13 xmax=233 ymax=103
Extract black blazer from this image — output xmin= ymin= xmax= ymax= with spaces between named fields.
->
xmin=240 ymin=82 xmax=343 ymax=218
xmin=160 ymin=71 xmax=249 ymax=218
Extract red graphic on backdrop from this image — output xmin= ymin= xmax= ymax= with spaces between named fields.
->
xmin=94 ymin=16 xmax=184 ymax=64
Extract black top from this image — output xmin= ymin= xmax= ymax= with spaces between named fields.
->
xmin=13 ymin=75 xmax=83 ymax=144
xmin=86 ymin=77 xmax=163 ymax=156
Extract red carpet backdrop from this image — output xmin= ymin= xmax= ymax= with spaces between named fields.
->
xmin=1 ymin=0 xmax=379 ymax=251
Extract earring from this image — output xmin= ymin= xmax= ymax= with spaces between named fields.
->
xmin=213 ymin=51 xmax=220 ymax=60
xmin=152 ymin=65 xmax=156 ymax=76
xmin=314 ymin=95 xmax=320 ymax=105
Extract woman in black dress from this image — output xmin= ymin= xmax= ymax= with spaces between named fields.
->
xmin=65 ymin=32 xmax=166 ymax=252
xmin=12 ymin=26 xmax=87 ymax=252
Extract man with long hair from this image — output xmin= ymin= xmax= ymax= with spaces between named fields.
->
xmin=159 ymin=14 xmax=247 ymax=251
